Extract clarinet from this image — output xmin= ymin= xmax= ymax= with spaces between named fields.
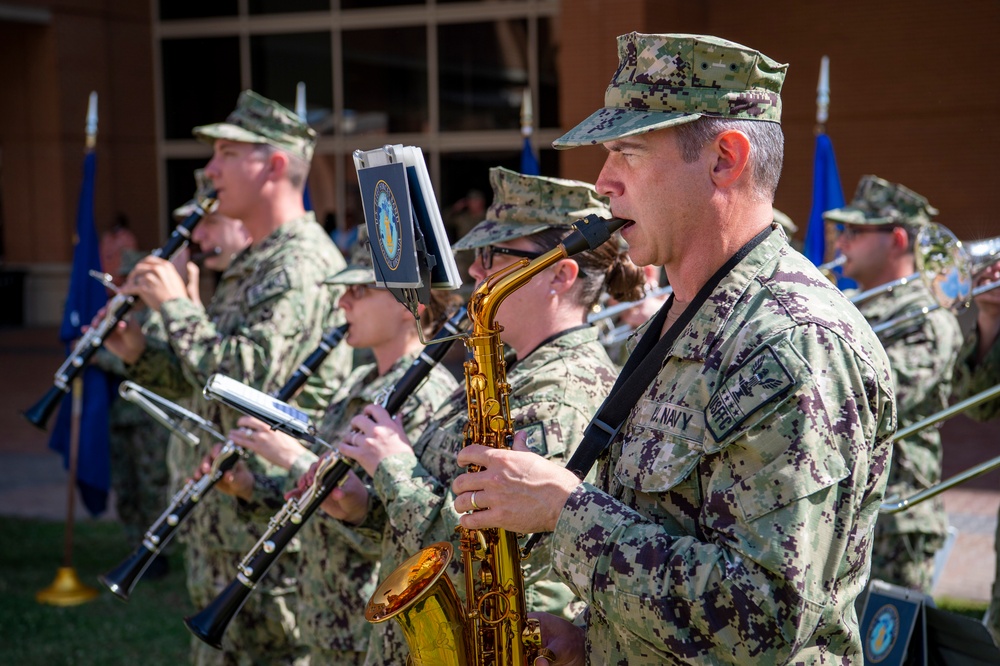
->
xmin=98 ymin=323 xmax=349 ymax=601
xmin=184 ymin=307 xmax=468 ymax=649
xmin=23 ymin=192 xmax=218 ymax=430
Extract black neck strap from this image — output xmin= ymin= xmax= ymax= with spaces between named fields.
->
xmin=564 ymin=225 xmax=773 ymax=478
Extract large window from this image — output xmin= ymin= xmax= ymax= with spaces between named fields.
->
xmin=155 ymin=1 xmax=561 ymax=247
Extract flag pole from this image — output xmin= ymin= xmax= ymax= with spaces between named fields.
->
xmin=37 ymin=91 xmax=101 ymax=607
xmin=296 ymin=81 xmax=313 ymax=211
xmin=519 ymin=88 xmax=540 ymax=175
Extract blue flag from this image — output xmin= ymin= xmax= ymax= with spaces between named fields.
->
xmin=48 ymin=149 xmax=113 ymax=517
xmin=303 ymin=182 xmax=313 ymax=212
xmin=520 ymin=135 xmax=540 ymax=176
xmin=803 ymin=133 xmax=844 ymax=266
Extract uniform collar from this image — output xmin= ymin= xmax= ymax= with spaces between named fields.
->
xmin=670 ymin=225 xmax=784 ymax=362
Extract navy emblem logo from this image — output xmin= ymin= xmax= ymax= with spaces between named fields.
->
xmin=705 ymin=344 xmax=795 ymax=441
xmin=373 ymin=179 xmax=402 ymax=271
xmin=864 ymin=603 xmax=900 ymax=663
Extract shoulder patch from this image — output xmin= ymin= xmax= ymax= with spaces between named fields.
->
xmin=705 ymin=344 xmax=795 ymax=442
xmin=246 ymin=268 xmax=292 ymax=308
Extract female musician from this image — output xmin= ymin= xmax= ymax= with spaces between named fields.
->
xmin=317 ymin=167 xmax=646 ymax=665
xmin=214 ymin=242 xmax=460 ymax=666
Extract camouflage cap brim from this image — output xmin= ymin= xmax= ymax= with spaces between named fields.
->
xmin=451 ymin=219 xmax=554 ymax=251
xmin=553 ymin=108 xmax=702 ymax=148
xmin=323 ymin=265 xmax=375 ymax=286
xmin=192 ymin=122 xmax=268 ymax=147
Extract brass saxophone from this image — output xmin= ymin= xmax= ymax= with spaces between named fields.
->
xmin=364 ymin=214 xmax=626 ymax=666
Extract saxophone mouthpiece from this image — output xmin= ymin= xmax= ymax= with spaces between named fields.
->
xmin=562 ymin=215 xmax=627 ymax=257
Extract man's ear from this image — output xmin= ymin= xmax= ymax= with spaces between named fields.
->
xmin=266 ymin=149 xmax=289 ymax=182
xmin=892 ymin=225 xmax=911 ymax=252
xmin=710 ymin=129 xmax=751 ymax=189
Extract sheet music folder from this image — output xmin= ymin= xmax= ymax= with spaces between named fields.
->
xmin=352 ymin=144 xmax=461 ymax=311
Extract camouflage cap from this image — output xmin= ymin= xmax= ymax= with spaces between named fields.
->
xmin=554 ymin=33 xmax=787 ymax=149
xmin=192 ymin=90 xmax=316 ymax=162
xmin=172 ymin=169 xmax=214 ymax=220
xmin=452 ymin=167 xmax=611 ymax=251
xmin=324 ymin=235 xmax=374 ymax=285
xmin=823 ymin=175 xmax=938 ymax=227
xmin=772 ymin=208 xmax=797 ymax=235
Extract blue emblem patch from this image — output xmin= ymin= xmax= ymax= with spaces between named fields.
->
xmin=865 ymin=603 xmax=899 ymax=663
xmin=373 ymin=179 xmax=402 ymax=271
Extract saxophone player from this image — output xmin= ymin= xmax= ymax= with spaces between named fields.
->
xmin=451 ymin=33 xmax=896 ymax=665
xmin=319 ymin=166 xmax=646 ymax=665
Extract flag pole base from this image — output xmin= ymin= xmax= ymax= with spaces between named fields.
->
xmin=36 ymin=566 xmax=99 ymax=606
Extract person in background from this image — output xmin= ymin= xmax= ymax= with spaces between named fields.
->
xmin=952 ymin=254 xmax=1000 ymax=646
xmin=316 ymin=166 xmax=646 ymax=665
xmin=99 ymin=91 xmax=351 ymax=665
xmin=825 ymin=174 xmax=962 ymax=595
xmin=212 ymin=239 xmax=460 ymax=665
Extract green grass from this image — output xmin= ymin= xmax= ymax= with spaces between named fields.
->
xmin=935 ymin=595 xmax=990 ymax=620
xmin=0 ymin=517 xmax=192 ymax=665
xmin=0 ymin=516 xmax=990 ymax=664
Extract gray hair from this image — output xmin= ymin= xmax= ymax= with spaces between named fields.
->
xmin=251 ymin=143 xmax=310 ymax=189
xmin=674 ymin=117 xmax=784 ymax=202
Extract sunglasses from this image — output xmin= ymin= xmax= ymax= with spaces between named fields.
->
xmin=475 ymin=244 xmax=543 ymax=270
xmin=837 ymin=225 xmax=899 ymax=242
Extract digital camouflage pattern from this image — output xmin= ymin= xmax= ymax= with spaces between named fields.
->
xmin=92 ymin=307 xmax=172 ymax=546
xmin=550 ymin=229 xmax=897 ymax=664
xmin=126 ymin=212 xmax=350 ymax=665
xmin=194 ymin=90 xmax=317 ymax=162
xmin=451 ymin=166 xmax=611 ymax=250
xmin=554 ymin=33 xmax=787 ymax=149
xmin=297 ymin=356 xmax=456 ymax=664
xmin=953 ymin=328 xmax=1000 ymax=646
xmin=823 ymin=174 xmax=938 ymax=227
xmin=858 ymin=282 xmax=961 ymax=592
xmin=236 ymin=352 xmax=457 ymax=664
xmin=361 ymin=326 xmax=618 ymax=666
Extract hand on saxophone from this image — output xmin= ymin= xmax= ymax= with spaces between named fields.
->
xmin=451 ymin=431 xmax=582 ymax=534
xmin=530 ymin=611 xmax=586 ymax=666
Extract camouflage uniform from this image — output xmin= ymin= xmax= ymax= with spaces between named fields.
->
xmin=357 ymin=167 xmax=623 ymax=665
xmin=953 ymin=329 xmax=1000 ymax=645
xmin=232 ymin=246 xmax=459 ymax=665
xmin=365 ymin=327 xmax=617 ymax=665
xmin=826 ymin=175 xmax=962 ymax=593
xmin=126 ymin=91 xmax=351 ymax=666
xmin=93 ymin=303 xmax=173 ymax=546
xmin=858 ymin=284 xmax=961 ymax=592
xmin=548 ymin=34 xmax=897 ymax=664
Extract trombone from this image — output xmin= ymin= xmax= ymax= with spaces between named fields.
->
xmin=853 ymin=224 xmax=1000 ymax=339
xmin=589 ymin=285 xmax=673 ymax=348
xmin=880 ymin=382 xmax=1000 ymax=513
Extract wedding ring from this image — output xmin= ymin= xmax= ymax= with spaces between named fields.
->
xmin=470 ymin=490 xmax=481 ymax=511
xmin=536 ymin=647 xmax=557 ymax=664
